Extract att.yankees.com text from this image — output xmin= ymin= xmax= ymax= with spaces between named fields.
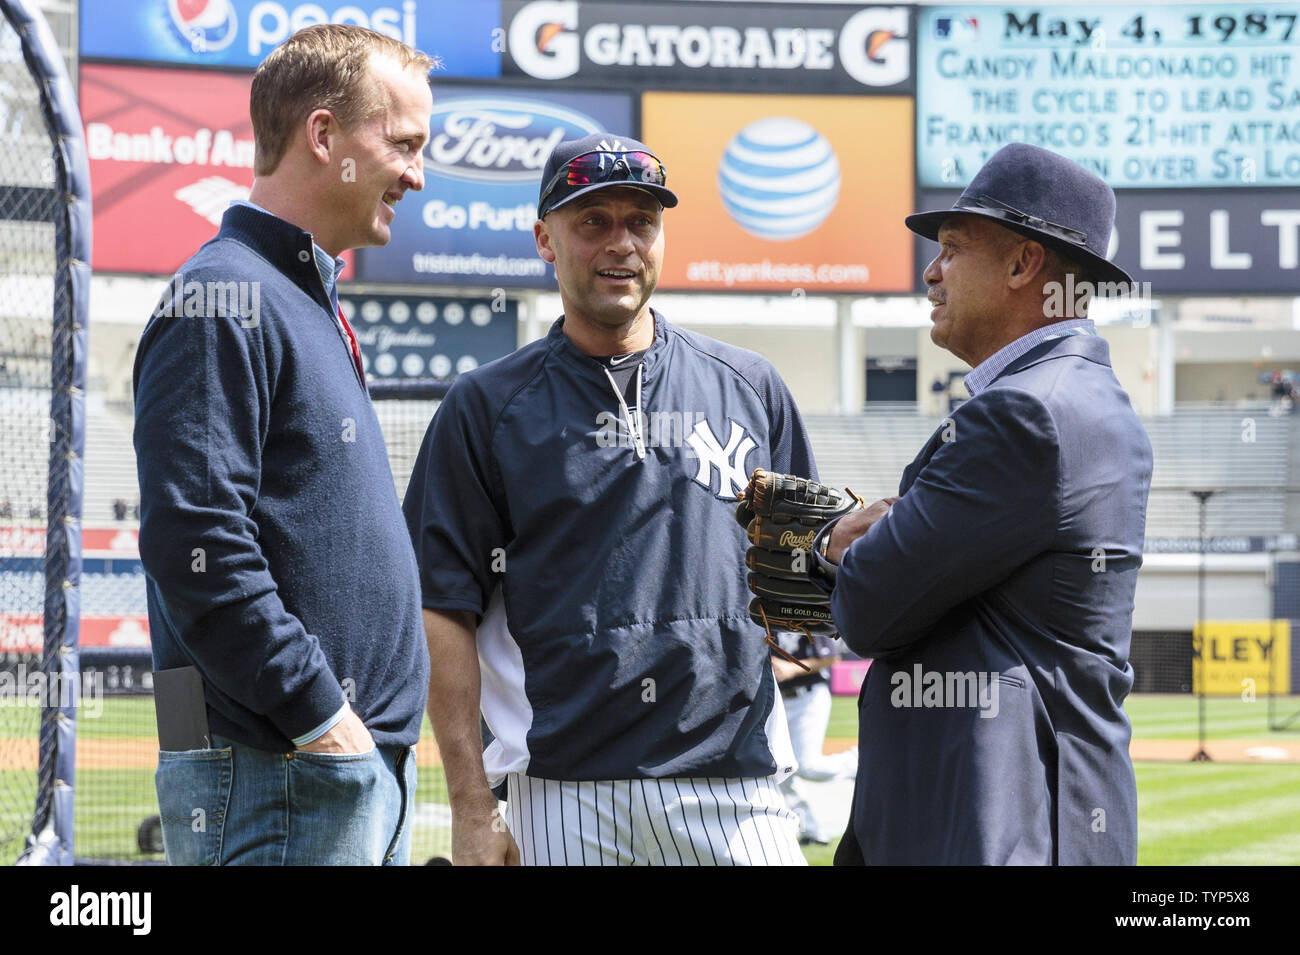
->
xmin=686 ymin=259 xmax=870 ymax=287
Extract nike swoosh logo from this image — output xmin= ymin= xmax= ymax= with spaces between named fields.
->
xmin=609 ymin=354 xmax=635 ymax=365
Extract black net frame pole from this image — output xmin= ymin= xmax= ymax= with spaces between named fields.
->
xmin=1269 ymin=549 xmax=1278 ymax=731
xmin=367 ymin=377 xmax=454 ymax=402
xmin=1192 ymin=490 xmax=1213 ymax=762
xmin=3 ymin=0 xmax=91 ymax=865
xmin=1270 ymin=550 xmax=1300 ymax=731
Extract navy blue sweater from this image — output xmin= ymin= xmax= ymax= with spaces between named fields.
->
xmin=133 ymin=205 xmax=428 ymax=751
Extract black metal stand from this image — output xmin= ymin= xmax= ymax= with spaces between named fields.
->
xmin=1192 ymin=490 xmax=1214 ymax=762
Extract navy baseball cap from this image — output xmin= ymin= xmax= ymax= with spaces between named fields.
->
xmin=537 ymin=133 xmax=679 ymax=219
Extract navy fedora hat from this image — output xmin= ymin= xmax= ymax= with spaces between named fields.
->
xmin=906 ymin=143 xmax=1131 ymax=285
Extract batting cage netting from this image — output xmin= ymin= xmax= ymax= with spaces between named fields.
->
xmin=369 ymin=379 xmax=447 ymax=499
xmin=369 ymin=381 xmax=455 ymax=865
xmin=0 ymin=0 xmax=89 ymax=865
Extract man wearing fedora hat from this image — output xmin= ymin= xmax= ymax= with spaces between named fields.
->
xmin=820 ymin=143 xmax=1152 ymax=865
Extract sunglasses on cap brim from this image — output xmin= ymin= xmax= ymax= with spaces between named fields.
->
xmin=539 ymin=150 xmax=667 ymax=213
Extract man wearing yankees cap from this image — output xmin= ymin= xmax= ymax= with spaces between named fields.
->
xmin=404 ymin=132 xmax=818 ymax=865
xmin=823 ymin=143 xmax=1153 ymax=865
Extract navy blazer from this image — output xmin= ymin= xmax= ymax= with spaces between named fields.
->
xmin=832 ymin=334 xmax=1152 ymax=865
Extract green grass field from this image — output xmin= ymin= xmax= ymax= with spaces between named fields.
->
xmin=3 ymin=692 xmax=1299 ymax=864
xmin=819 ymin=692 xmax=1300 ymax=865
xmin=1126 ymin=692 xmax=1300 ymax=739
xmin=1 ymin=700 xmax=454 ymax=863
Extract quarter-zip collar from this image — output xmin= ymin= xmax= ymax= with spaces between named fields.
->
xmin=231 ymin=199 xmax=345 ymax=309
xmin=218 ymin=203 xmax=334 ymax=313
xmin=546 ymin=308 xmax=668 ymax=386
xmin=602 ymin=363 xmax=646 ymax=459
xmin=548 ymin=309 xmax=666 ymax=461
xmin=217 ymin=202 xmax=366 ymax=392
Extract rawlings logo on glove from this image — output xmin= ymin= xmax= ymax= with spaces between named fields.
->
xmin=778 ymin=529 xmax=817 ymax=549
xmin=734 ymin=469 xmax=865 ymax=657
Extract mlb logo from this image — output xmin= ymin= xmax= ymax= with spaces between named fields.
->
xmin=934 ymin=17 xmax=978 ymax=41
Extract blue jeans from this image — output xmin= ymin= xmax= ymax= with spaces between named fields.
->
xmin=155 ymin=734 xmax=416 ymax=865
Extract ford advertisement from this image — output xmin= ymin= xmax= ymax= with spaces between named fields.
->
xmin=355 ymin=83 xmax=634 ymax=287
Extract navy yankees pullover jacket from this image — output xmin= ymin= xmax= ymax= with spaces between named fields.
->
xmin=403 ymin=312 xmax=817 ymax=782
xmin=133 ymin=205 xmax=428 ymax=752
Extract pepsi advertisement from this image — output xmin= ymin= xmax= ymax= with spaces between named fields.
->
xmin=355 ymin=83 xmax=634 ymax=288
xmin=338 ymin=292 xmax=517 ymax=381
xmin=80 ymin=0 xmax=502 ymax=75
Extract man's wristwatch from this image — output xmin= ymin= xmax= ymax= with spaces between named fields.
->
xmin=808 ymin=518 xmax=842 ymax=592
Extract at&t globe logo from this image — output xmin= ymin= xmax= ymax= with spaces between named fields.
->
xmin=168 ymin=0 xmax=238 ymax=53
xmin=717 ymin=118 xmax=840 ymax=241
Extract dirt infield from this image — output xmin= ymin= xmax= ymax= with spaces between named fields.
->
xmin=0 ymin=737 xmax=159 ymax=770
xmin=1127 ymin=738 xmax=1300 ymax=763
xmin=0 ymin=738 xmax=454 ymax=770
xmin=2 ymin=736 xmax=1298 ymax=771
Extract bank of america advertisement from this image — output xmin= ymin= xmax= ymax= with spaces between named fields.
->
xmin=918 ymin=4 xmax=1300 ymax=188
xmin=81 ymin=63 xmax=356 ymax=277
xmin=643 ymin=92 xmax=913 ymax=293
xmin=355 ymin=84 xmax=633 ymax=287
xmin=80 ymin=0 xmax=501 ymax=76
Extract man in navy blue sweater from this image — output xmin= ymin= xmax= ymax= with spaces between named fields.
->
xmin=133 ymin=25 xmax=434 ymax=865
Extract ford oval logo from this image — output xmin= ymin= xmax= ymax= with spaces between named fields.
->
xmin=425 ymin=97 xmax=604 ymax=184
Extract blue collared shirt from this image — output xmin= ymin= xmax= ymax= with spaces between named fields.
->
xmin=963 ymin=319 xmax=1099 ymax=397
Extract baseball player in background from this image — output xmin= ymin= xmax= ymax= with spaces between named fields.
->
xmin=771 ymin=632 xmax=857 ymax=845
xmin=404 ymin=132 xmax=817 ymax=865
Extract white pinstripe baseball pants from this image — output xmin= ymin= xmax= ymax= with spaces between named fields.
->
xmin=504 ymin=774 xmax=807 ymax=866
